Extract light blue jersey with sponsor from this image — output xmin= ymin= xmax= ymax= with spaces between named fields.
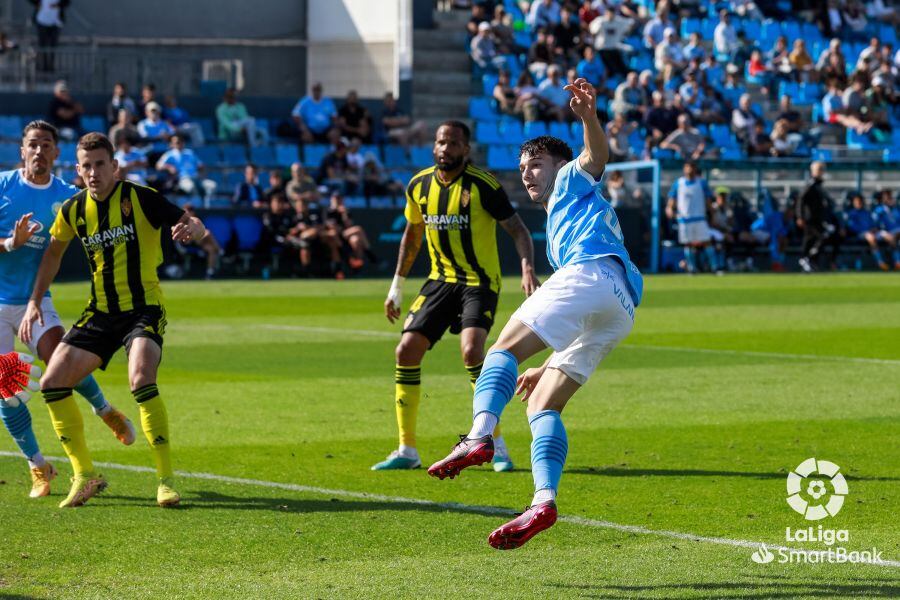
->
xmin=0 ymin=169 xmax=79 ymax=304
xmin=545 ymin=159 xmax=643 ymax=306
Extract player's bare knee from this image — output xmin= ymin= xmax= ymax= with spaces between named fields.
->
xmin=461 ymin=343 xmax=483 ymax=366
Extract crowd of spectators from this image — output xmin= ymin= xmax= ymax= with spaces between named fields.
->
xmin=466 ymin=0 xmax=900 ymax=161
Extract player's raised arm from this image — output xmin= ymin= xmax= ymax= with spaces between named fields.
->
xmin=385 ymin=220 xmax=425 ymax=323
xmin=171 ymin=211 xmax=206 ymax=243
xmin=564 ymin=77 xmax=609 ymax=179
xmin=498 ymin=214 xmax=539 ymax=296
xmin=19 ymin=236 xmax=69 ymax=344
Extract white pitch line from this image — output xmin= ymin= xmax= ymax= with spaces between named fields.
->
xmin=1 ymin=451 xmax=896 ymax=568
xmin=258 ymin=323 xmax=900 ymax=366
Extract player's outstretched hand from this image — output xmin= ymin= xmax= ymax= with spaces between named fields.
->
xmin=0 ymin=352 xmax=41 ymax=408
xmin=18 ymin=300 xmax=44 ymax=346
xmin=11 ymin=212 xmax=40 ymax=250
xmin=521 ymin=268 xmax=540 ymax=297
xmin=385 ymin=275 xmax=404 ymax=324
xmin=516 ymin=366 xmax=545 ymax=402
xmin=564 ymin=78 xmax=597 ymax=121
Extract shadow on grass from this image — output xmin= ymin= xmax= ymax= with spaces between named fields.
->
xmin=564 ymin=466 xmax=900 ymax=481
xmin=545 ymin=579 xmax=900 ymax=599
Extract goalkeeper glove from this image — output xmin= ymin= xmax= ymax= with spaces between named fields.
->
xmin=0 ymin=352 xmax=41 ymax=408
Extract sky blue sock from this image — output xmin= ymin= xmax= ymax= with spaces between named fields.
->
xmin=704 ymin=245 xmax=719 ymax=271
xmin=529 ymin=409 xmax=568 ymax=496
xmin=472 ymin=349 xmax=518 ymax=419
xmin=0 ymin=401 xmax=40 ymax=460
xmin=74 ymin=375 xmax=109 ymax=413
xmin=872 ymin=248 xmax=884 ymax=264
xmin=683 ymin=247 xmax=696 ymax=272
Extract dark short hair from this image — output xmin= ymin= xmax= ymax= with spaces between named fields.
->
xmin=22 ymin=120 xmax=59 ymax=145
xmin=169 ymin=133 xmax=185 ymax=143
xmin=76 ymin=132 xmax=115 ymax=160
xmin=518 ymin=135 xmax=573 ymax=163
xmin=437 ymin=120 xmax=471 ymax=143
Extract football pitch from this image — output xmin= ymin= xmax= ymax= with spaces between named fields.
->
xmin=0 ymin=274 xmax=898 ymax=599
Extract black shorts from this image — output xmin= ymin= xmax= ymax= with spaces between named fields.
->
xmin=63 ymin=305 xmax=166 ymax=370
xmin=402 ymin=280 xmax=498 ymax=347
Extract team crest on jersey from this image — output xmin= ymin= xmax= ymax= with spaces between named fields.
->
xmin=121 ymin=197 xmax=132 ymax=217
xmin=461 ymin=189 xmax=470 ymax=208
xmin=51 ymin=202 xmax=62 ymax=215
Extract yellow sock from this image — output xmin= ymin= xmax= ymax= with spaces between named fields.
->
xmin=134 ymin=385 xmax=173 ymax=479
xmin=43 ymin=389 xmax=94 ymax=476
xmin=466 ymin=362 xmax=500 ymax=437
xmin=395 ymin=365 xmax=421 ymax=448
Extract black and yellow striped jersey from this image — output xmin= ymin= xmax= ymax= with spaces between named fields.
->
xmin=50 ymin=181 xmax=185 ymax=313
xmin=404 ymin=163 xmax=515 ymax=293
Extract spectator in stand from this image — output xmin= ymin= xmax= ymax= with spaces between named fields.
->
xmin=874 ymin=190 xmax=900 ymax=269
xmin=265 ymin=169 xmax=286 ymax=203
xmin=471 ymin=21 xmax=507 ymax=72
xmin=261 ymin=192 xmax=299 ymax=271
xmin=683 ymin=32 xmax=706 ymax=62
xmin=748 ymin=49 xmax=769 ymax=87
xmin=318 ymin=137 xmax=359 ymax=195
xmin=538 ymin=65 xmax=571 ymax=122
xmin=643 ymin=4 xmax=672 ymax=50
xmin=380 ymin=92 xmax=427 ymax=148
xmin=163 ymin=95 xmax=204 ymax=147
xmin=346 ymin=137 xmax=365 ymax=175
xmin=776 ymin=95 xmax=805 ymax=136
xmin=217 ymin=88 xmax=266 ymax=146
xmin=46 ymin=80 xmax=82 ymax=141
xmin=576 ymin=45 xmax=606 ymax=90
xmin=747 ymin=121 xmax=773 ymax=156
xmin=514 ymin=70 xmax=542 ymax=122
xmin=29 ymin=0 xmax=67 ymax=71
xmin=552 ymin=5 xmax=580 ymax=59
xmin=863 ymin=76 xmax=892 ymax=140
xmin=845 ymin=192 xmax=895 ymax=270
xmin=731 ymin=93 xmax=760 ymax=141
xmin=605 ymin=170 xmax=646 ymax=210
xmin=731 ymin=0 xmax=762 ymax=20
xmin=769 ymin=119 xmax=798 ymax=157
xmin=578 ymin=0 xmax=600 ymax=27
xmin=179 ymin=204 xmax=221 ymax=280
xmin=767 ymin=35 xmax=790 ymax=72
xmin=137 ymin=101 xmax=175 ymax=154
xmin=105 ymin=82 xmax=136 ymax=128
xmin=867 ymin=0 xmax=898 ymax=25
xmin=526 ymin=0 xmax=561 ymax=30
xmin=842 ymin=1 xmax=869 ymax=41
xmin=155 ymin=134 xmax=209 ymax=198
xmin=611 ymin=71 xmax=647 ymax=121
xmin=666 ymin=161 xmax=720 ymax=274
xmin=713 ymin=10 xmax=738 ymax=60
xmin=0 ymin=31 xmax=17 ymax=54
xmin=291 ymin=82 xmax=337 ymax=144
xmin=288 ymin=193 xmax=343 ymax=278
xmin=466 ymin=3 xmax=489 ymax=36
xmin=493 ymin=70 xmax=518 ymax=116
xmin=113 ymin=137 xmax=147 ymax=185
xmin=644 ymin=91 xmax=679 ymax=149
xmin=816 ymin=38 xmax=845 ymax=72
xmin=820 ymin=51 xmax=849 ymax=89
xmin=233 ymin=164 xmax=266 ymax=209
xmin=588 ymin=7 xmax=633 ymax=76
xmin=823 ymin=77 xmax=872 ymax=135
xmin=660 ymin=114 xmax=708 ymax=160
xmin=361 ymin=152 xmax=402 ymax=198
xmin=286 ymin=162 xmax=317 ymax=203
xmin=789 ymin=39 xmax=814 ymax=82
xmin=527 ymin=27 xmax=554 ymax=80
xmin=325 ymin=191 xmax=377 ymax=271
xmin=337 ymin=90 xmax=371 ymax=143
xmin=655 ymin=28 xmax=685 ymax=72
xmin=109 ymin=108 xmax=140 ymax=147
xmin=605 ymin=113 xmax=637 ymax=162
xmin=857 ymin=38 xmax=882 ymax=72
xmin=137 ymin=84 xmax=157 ymax=123
xmin=842 ymin=74 xmax=872 ymax=123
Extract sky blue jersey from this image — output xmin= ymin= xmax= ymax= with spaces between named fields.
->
xmin=545 ymin=159 xmax=644 ymax=306
xmin=0 ymin=169 xmax=79 ymax=304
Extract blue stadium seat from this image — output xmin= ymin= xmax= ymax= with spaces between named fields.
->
xmin=383 ymin=145 xmax=408 ymax=169
xmin=195 ymin=145 xmax=221 ymax=166
xmin=410 ymin=145 xmax=432 ymax=165
xmin=700 ymin=18 xmax=717 ymax=41
xmin=847 ymin=129 xmax=881 ymax=150
xmin=499 ymin=120 xmax=525 ymax=145
xmin=274 ymin=143 xmax=299 ymax=166
xmin=250 ymin=145 xmax=276 ymax=166
xmin=469 ymin=97 xmax=499 ymax=122
xmin=0 ymin=142 xmax=19 ymax=160
xmin=796 ymin=82 xmax=821 ymax=107
xmin=303 ymin=144 xmax=329 ymax=168
xmin=628 ymin=129 xmax=644 ymax=157
xmin=202 ymin=214 xmax=233 ymax=247
xmin=225 ymin=170 xmax=244 ymax=188
xmin=652 ymin=148 xmax=676 ymax=160
xmin=781 ymin=21 xmax=801 ymax=41
xmin=720 ymin=86 xmax=745 ymax=108
xmin=197 ymin=118 xmax=217 ymax=142
xmin=881 ymin=23 xmax=898 ymax=46
xmin=233 ymin=214 xmax=263 ymax=251
xmin=82 ymin=115 xmax=106 ymax=134
xmin=0 ymin=116 xmax=22 ymax=139
xmin=709 ymin=124 xmax=731 ymax=146
xmin=221 ymin=144 xmax=247 ymax=166
xmin=549 ymin=121 xmax=570 ymax=141
xmin=681 ymin=17 xmax=702 ymax=38
xmin=570 ymin=121 xmax=585 ymax=143
xmin=523 ymin=121 xmax=548 ymax=138
xmin=884 ymin=148 xmax=900 ymax=162
xmin=476 ymin=121 xmax=504 ymax=145
xmin=58 ymin=142 xmax=77 ymax=166
xmin=482 ymin=73 xmax=499 ymax=97
xmin=721 ymin=147 xmax=743 ymax=160
xmin=812 ymin=148 xmax=833 ymax=162
xmin=760 ymin=20 xmax=780 ymax=47
xmin=486 ymin=145 xmax=518 ymax=171
xmin=205 ymin=170 xmax=226 ymax=189
xmin=778 ymin=81 xmax=799 ymax=100
xmin=739 ymin=19 xmax=761 ymax=41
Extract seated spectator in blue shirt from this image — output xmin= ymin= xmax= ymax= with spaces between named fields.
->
xmin=471 ymin=22 xmax=507 ymax=72
xmin=163 ymin=95 xmax=204 ymax=146
xmin=138 ymin=101 xmax=175 ymax=153
xmin=234 ymin=163 xmax=266 ymax=209
xmin=292 ymin=82 xmax=337 ymax=144
xmin=537 ymin=65 xmax=571 ymax=121
xmin=576 ymin=45 xmax=606 ymax=89
xmin=155 ymin=134 xmax=211 ymax=197
xmin=683 ymin=32 xmax=706 ymax=62
xmin=846 ymin=192 xmax=895 ymax=270
xmin=526 ymin=0 xmax=561 ymax=31
xmin=643 ymin=11 xmax=673 ymax=50
xmin=114 ymin=137 xmax=148 ymax=185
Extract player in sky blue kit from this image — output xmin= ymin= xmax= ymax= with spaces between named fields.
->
xmin=666 ymin=161 xmax=719 ymax=274
xmin=428 ymin=79 xmax=642 ymax=549
xmin=0 ymin=121 xmax=135 ymax=499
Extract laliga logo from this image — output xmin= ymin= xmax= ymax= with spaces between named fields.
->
xmin=786 ymin=458 xmax=848 ymax=520
xmin=751 ymin=544 xmax=775 ymax=564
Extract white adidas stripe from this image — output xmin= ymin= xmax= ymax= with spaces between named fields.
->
xmin=1 ymin=451 xmax=895 ymax=568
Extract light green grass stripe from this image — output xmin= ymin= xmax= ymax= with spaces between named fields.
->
xmin=3 ymin=451 xmax=895 ymax=569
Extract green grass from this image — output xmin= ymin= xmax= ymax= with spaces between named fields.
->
xmin=1 ymin=274 xmax=898 ymax=599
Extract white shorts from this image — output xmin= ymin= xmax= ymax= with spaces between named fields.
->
xmin=678 ymin=220 xmax=711 ymax=244
xmin=708 ymin=228 xmax=725 ymax=243
xmin=511 ymin=257 xmax=636 ymax=386
xmin=0 ymin=297 xmax=64 ymax=355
